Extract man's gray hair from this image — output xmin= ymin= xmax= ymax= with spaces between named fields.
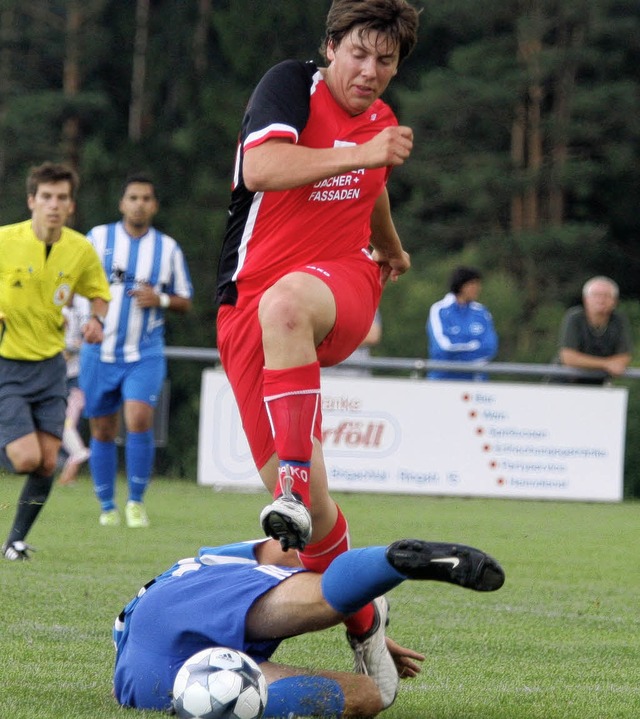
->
xmin=582 ymin=276 xmax=619 ymax=299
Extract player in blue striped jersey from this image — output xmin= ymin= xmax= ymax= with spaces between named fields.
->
xmin=80 ymin=175 xmax=193 ymax=529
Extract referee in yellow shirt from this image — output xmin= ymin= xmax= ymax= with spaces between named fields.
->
xmin=0 ymin=162 xmax=111 ymax=560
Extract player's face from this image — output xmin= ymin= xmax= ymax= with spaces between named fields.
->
xmin=325 ymin=28 xmax=400 ymax=116
xmin=459 ymin=279 xmax=482 ymax=303
xmin=28 ymin=181 xmax=75 ymax=233
xmin=584 ymin=282 xmax=617 ymax=316
xmin=119 ymin=182 xmax=158 ymax=234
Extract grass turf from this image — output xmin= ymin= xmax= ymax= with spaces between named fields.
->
xmin=1 ymin=474 xmax=639 ymax=718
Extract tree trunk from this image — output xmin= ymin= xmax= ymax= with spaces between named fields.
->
xmin=129 ymin=0 xmax=150 ymax=142
xmin=524 ymin=77 xmax=543 ymax=230
xmin=510 ymin=102 xmax=526 ymax=233
xmin=193 ymin=0 xmax=212 ymax=76
xmin=514 ymin=4 xmax=545 ymax=232
xmin=0 ymin=5 xmax=16 ymax=183
xmin=549 ymin=21 xmax=583 ymax=225
xmin=63 ymin=2 xmax=82 ymax=171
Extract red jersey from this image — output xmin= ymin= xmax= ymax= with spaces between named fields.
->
xmin=216 ymin=60 xmax=397 ymax=308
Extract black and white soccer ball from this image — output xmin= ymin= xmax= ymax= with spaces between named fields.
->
xmin=172 ymin=647 xmax=268 ymax=719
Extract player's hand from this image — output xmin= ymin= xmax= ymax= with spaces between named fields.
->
xmin=385 ymin=636 xmax=425 ymax=678
xmin=371 ymin=248 xmax=411 ymax=284
xmin=131 ymin=283 xmax=160 ymax=308
xmin=82 ymin=317 xmax=104 ymax=344
xmin=603 ymin=356 xmax=629 ymax=377
xmin=362 ymin=125 xmax=414 ymax=168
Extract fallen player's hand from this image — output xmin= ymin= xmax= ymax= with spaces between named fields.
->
xmin=385 ymin=636 xmax=425 ymax=678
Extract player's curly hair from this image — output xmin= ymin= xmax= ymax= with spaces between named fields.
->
xmin=320 ymin=0 xmax=420 ymax=65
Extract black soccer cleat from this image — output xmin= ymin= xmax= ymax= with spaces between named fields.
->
xmin=386 ymin=539 xmax=505 ymax=591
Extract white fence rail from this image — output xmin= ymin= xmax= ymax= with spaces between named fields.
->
xmin=164 ymin=345 xmax=640 ymax=381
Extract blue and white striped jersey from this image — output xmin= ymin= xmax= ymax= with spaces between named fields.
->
xmin=87 ymin=222 xmax=193 ymax=363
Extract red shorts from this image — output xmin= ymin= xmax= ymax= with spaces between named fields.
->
xmin=217 ymin=252 xmax=382 ymax=470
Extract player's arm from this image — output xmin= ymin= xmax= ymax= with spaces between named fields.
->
xmin=369 ymin=188 xmax=410 ymax=283
xmin=477 ymin=311 xmax=499 ymax=360
xmin=83 ymin=297 xmax=108 ymax=343
xmin=560 ymin=348 xmax=631 ymax=376
xmin=361 ymin=313 xmax=382 ymax=347
xmin=133 ymin=283 xmax=192 ymax=313
xmin=243 ymin=125 xmax=413 ymax=193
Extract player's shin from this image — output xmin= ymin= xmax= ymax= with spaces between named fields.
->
xmin=264 ymin=676 xmax=345 ymax=719
xmin=263 ymin=361 xmax=321 ymax=508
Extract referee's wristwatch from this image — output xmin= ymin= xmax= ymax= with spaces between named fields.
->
xmin=91 ymin=314 xmax=106 ymax=327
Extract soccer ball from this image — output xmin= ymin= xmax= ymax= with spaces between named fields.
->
xmin=172 ymin=647 xmax=268 ymax=719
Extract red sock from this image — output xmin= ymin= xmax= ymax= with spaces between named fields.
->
xmin=298 ymin=505 xmax=375 ymax=636
xmin=263 ymin=361 xmax=321 ymax=460
xmin=298 ymin=504 xmax=350 ymax=573
xmin=264 ymin=362 xmax=321 ymax=507
xmin=344 ymin=602 xmax=376 ymax=637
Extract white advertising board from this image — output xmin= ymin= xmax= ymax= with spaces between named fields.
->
xmin=198 ymin=369 xmax=627 ymax=502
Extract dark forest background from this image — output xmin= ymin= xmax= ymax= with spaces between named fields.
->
xmin=2 ymin=0 xmax=639 ymax=493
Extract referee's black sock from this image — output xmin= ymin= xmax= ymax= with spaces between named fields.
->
xmin=5 ymin=473 xmax=55 ymax=545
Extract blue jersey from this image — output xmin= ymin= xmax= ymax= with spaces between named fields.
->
xmin=86 ymin=222 xmax=193 ymax=363
xmin=113 ymin=540 xmax=303 ymax=711
xmin=427 ymin=293 xmax=498 ymax=380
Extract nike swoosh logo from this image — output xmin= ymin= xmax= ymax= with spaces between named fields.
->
xmin=431 ymin=557 xmax=460 ymax=568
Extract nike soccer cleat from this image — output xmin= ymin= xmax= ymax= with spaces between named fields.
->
xmin=347 ymin=596 xmax=398 ymax=709
xmin=386 ymin=539 xmax=505 ymax=591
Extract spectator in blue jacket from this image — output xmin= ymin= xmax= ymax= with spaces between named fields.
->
xmin=426 ymin=266 xmax=498 ymax=381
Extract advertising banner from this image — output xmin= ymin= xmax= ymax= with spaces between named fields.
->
xmin=198 ymin=369 xmax=627 ymax=502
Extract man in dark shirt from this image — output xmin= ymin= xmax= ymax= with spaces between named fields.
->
xmin=557 ymin=276 xmax=632 ymax=385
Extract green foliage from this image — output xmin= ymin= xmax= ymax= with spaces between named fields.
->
xmin=2 ymin=1 xmax=640 ymax=487
xmin=1 ymin=480 xmax=639 ymax=718
xmin=211 ymin=1 xmax=329 ymax=80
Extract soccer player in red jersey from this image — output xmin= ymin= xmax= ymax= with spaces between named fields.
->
xmin=215 ymin=0 xmax=420 ymax=688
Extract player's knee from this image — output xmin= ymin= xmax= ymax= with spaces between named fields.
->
xmin=6 ymin=448 xmax=41 ymax=474
xmin=344 ymin=674 xmax=386 ymax=717
xmin=40 ymin=456 xmax=59 ymax=476
xmin=259 ymin=283 xmax=308 ymax=334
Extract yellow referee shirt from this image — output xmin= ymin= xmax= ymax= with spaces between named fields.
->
xmin=0 ymin=220 xmax=111 ymax=360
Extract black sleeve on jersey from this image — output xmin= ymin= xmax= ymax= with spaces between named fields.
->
xmin=215 ymin=61 xmax=316 ymax=307
xmin=241 ymin=59 xmax=315 ymax=142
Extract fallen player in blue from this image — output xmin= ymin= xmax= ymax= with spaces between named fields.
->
xmin=113 ymin=538 xmax=505 ymax=717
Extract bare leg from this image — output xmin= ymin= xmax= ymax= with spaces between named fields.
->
xmin=244 ymin=566 xmax=383 ymax=717
xmin=259 ymin=271 xmax=336 ymax=371
xmin=245 ymin=572 xmax=339 ymax=640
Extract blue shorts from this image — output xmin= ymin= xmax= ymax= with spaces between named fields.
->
xmin=113 ymin=560 xmax=303 ymax=711
xmin=80 ymin=347 xmax=166 ymax=418
xmin=0 ymin=354 xmax=67 ymax=447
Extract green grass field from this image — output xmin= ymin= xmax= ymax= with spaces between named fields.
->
xmin=1 ymin=475 xmax=639 ymax=719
